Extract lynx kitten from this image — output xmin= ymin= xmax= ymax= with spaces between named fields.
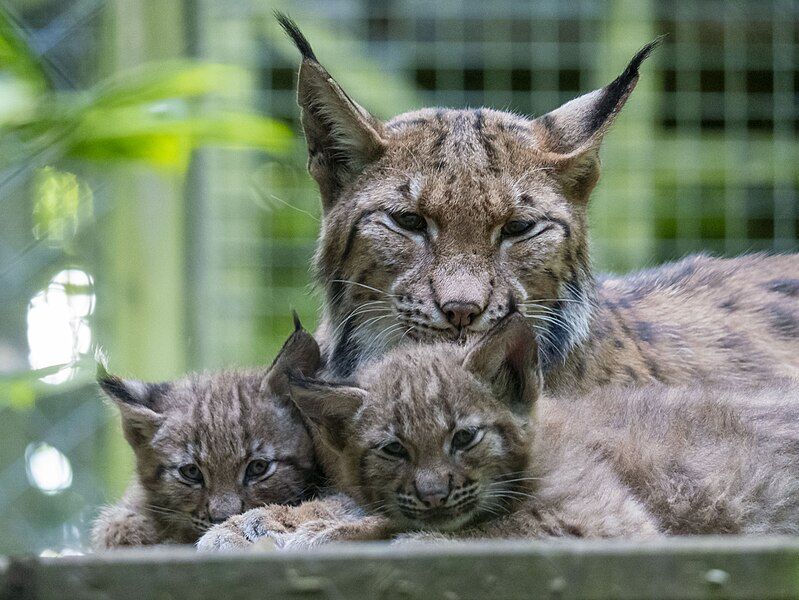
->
xmin=200 ymin=313 xmax=799 ymax=549
xmin=91 ymin=319 xmax=322 ymax=549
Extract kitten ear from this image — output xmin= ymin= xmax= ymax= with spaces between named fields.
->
xmin=288 ymin=377 xmax=366 ymax=450
xmin=264 ymin=312 xmax=322 ymax=397
xmin=276 ymin=13 xmax=386 ymax=209
xmin=463 ymin=313 xmax=541 ymax=415
xmin=531 ymin=38 xmax=662 ymax=202
xmin=97 ymin=367 xmax=167 ymax=445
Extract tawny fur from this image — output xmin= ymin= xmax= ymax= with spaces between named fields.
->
xmin=199 ymin=317 xmax=799 ymax=550
xmin=275 ymin=16 xmax=799 ymax=389
xmin=92 ymin=325 xmax=322 ymax=550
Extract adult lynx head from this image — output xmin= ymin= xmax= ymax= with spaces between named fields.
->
xmin=277 ymin=15 xmax=659 ymax=377
xmin=99 ymin=319 xmax=321 ymax=537
xmin=289 ymin=313 xmax=539 ymax=532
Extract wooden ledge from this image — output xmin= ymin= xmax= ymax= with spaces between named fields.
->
xmin=3 ymin=536 xmax=799 ymax=599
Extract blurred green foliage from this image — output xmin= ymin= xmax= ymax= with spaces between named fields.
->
xmin=0 ymin=10 xmax=293 ymax=172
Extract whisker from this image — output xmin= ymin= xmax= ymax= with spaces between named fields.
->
xmin=329 ymin=279 xmax=397 ymax=299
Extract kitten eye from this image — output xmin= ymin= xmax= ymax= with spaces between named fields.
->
xmin=380 ymin=441 xmax=409 ymax=459
xmin=244 ymin=459 xmax=275 ymax=483
xmin=178 ymin=464 xmax=204 ymax=484
xmin=390 ymin=211 xmax=427 ymax=233
xmin=451 ymin=427 xmax=484 ymax=452
xmin=501 ymin=220 xmax=536 ymax=238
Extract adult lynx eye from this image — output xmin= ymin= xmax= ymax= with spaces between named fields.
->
xmin=501 ymin=220 xmax=536 ymax=237
xmin=178 ymin=463 xmax=204 ymax=484
xmin=451 ymin=427 xmax=484 ymax=451
xmin=390 ymin=211 xmax=427 ymax=233
xmin=380 ymin=441 xmax=409 ymax=459
xmin=244 ymin=459 xmax=274 ymax=482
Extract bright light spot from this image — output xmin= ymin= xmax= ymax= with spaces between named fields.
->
xmin=27 ymin=269 xmax=95 ymax=384
xmin=25 ymin=442 xmax=73 ymax=495
xmin=38 ymin=548 xmax=83 ymax=558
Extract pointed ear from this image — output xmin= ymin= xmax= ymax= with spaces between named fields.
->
xmin=288 ymin=377 xmax=366 ymax=450
xmin=531 ymin=38 xmax=662 ymax=202
xmin=264 ymin=312 xmax=322 ymax=397
xmin=97 ymin=370 xmax=167 ymax=446
xmin=276 ymin=13 xmax=386 ymax=209
xmin=463 ymin=313 xmax=541 ymax=415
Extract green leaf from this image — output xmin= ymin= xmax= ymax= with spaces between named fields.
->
xmin=67 ymin=104 xmax=294 ymax=171
xmin=91 ymin=61 xmax=251 ymax=109
xmin=0 ymin=7 xmax=47 ymax=92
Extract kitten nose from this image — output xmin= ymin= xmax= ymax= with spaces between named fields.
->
xmin=414 ymin=473 xmax=451 ymax=507
xmin=441 ymin=301 xmax=482 ymax=329
xmin=208 ymin=493 xmax=243 ymax=524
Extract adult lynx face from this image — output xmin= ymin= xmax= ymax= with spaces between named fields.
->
xmin=289 ymin=314 xmax=539 ymax=532
xmin=277 ymin=15 xmax=660 ymax=377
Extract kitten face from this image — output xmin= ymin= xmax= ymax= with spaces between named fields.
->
xmin=290 ymin=314 xmax=539 ymax=532
xmin=101 ymin=322 xmax=321 ymax=539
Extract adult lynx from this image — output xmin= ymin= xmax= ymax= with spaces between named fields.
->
xmin=277 ymin=14 xmax=799 ymax=390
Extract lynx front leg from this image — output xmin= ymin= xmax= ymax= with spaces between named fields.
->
xmin=198 ymin=494 xmax=362 ymax=552
xmin=91 ymin=503 xmax=160 ymax=550
xmin=197 ymin=509 xmax=283 ymax=552
xmin=272 ymin=515 xmax=396 ymax=550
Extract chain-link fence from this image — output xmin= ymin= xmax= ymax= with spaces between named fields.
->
xmin=0 ymin=0 xmax=797 ymax=554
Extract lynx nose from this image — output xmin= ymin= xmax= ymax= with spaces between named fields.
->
xmin=441 ymin=301 xmax=482 ymax=329
xmin=208 ymin=493 xmax=243 ymax=524
xmin=414 ymin=473 xmax=451 ymax=507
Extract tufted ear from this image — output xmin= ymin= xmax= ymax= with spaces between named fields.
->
xmin=276 ymin=13 xmax=386 ymax=209
xmin=97 ymin=366 xmax=168 ymax=446
xmin=531 ymin=38 xmax=662 ymax=202
xmin=288 ymin=377 xmax=366 ymax=451
xmin=263 ymin=311 xmax=322 ymax=398
xmin=463 ymin=313 xmax=541 ymax=416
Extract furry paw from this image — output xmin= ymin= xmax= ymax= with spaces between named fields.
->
xmin=392 ymin=530 xmax=451 ymax=545
xmin=196 ymin=505 xmax=301 ymax=552
xmin=91 ymin=507 xmax=158 ymax=550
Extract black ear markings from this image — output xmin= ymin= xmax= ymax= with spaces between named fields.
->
xmin=268 ymin=315 xmax=322 ymax=384
xmin=97 ymin=372 xmax=169 ymax=411
xmin=274 ymin=13 xmax=386 ymax=209
xmin=533 ymin=36 xmax=663 ymax=160
xmin=98 ymin=374 xmax=140 ymax=406
xmin=274 ymin=12 xmax=318 ymax=63
xmin=585 ymin=36 xmax=665 ymax=136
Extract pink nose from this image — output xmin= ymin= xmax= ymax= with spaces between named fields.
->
xmin=415 ymin=479 xmax=450 ymax=508
xmin=441 ymin=301 xmax=482 ymax=329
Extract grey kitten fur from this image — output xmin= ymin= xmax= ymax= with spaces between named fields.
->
xmin=91 ymin=321 xmax=323 ymax=550
xmin=284 ymin=314 xmax=799 ymax=543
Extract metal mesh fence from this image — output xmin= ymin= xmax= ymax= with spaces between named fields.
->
xmin=0 ymin=0 xmax=796 ymax=554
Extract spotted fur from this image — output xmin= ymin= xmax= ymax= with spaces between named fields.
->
xmin=91 ymin=323 xmax=322 ymax=550
xmin=276 ymin=315 xmax=799 ymax=544
xmin=277 ymin=15 xmax=799 ymax=388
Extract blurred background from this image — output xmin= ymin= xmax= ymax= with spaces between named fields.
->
xmin=0 ymin=0 xmax=796 ymax=555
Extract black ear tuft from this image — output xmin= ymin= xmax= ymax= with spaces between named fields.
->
xmin=626 ymin=36 xmax=666 ymax=78
xmin=274 ymin=12 xmax=318 ymax=63
xmin=585 ymin=36 xmax=664 ymax=137
xmin=292 ymin=309 xmax=303 ymax=332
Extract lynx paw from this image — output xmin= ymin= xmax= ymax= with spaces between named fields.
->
xmin=196 ymin=506 xmax=299 ymax=552
xmin=91 ymin=508 xmax=158 ymax=550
